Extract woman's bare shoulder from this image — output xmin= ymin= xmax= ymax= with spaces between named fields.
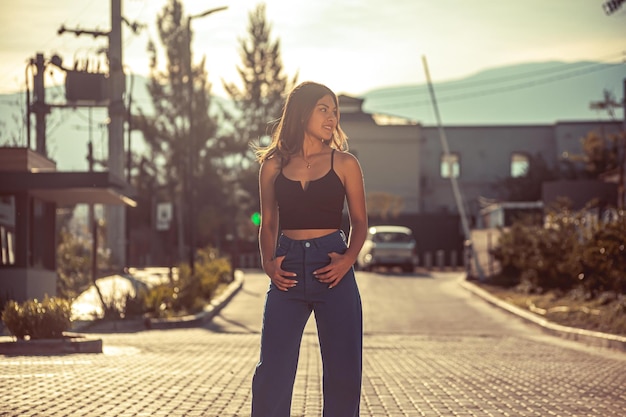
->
xmin=335 ymin=150 xmax=361 ymax=169
xmin=260 ymin=156 xmax=282 ymax=178
xmin=334 ymin=150 xmax=363 ymax=181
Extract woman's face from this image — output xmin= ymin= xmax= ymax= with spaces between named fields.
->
xmin=304 ymin=94 xmax=338 ymax=142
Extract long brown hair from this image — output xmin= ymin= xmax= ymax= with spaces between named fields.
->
xmin=255 ymin=81 xmax=348 ymax=164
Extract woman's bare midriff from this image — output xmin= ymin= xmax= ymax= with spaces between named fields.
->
xmin=281 ymin=229 xmax=338 ymax=240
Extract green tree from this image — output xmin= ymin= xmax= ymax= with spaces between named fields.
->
xmin=132 ymin=0 xmax=227 ymax=260
xmin=579 ymin=89 xmax=624 ymax=180
xmin=56 ymin=220 xmax=110 ymax=300
xmin=578 ymin=130 xmax=621 ymax=179
xmin=221 ymin=3 xmax=298 ymax=252
xmin=0 ymin=93 xmax=30 ymax=147
xmin=222 ymin=2 xmax=298 ymax=169
xmin=56 ymin=237 xmax=87 ymax=300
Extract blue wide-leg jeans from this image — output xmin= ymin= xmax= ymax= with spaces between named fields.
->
xmin=251 ymin=230 xmax=363 ymax=417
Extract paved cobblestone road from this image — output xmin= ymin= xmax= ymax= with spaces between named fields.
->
xmin=1 ymin=270 xmax=625 ymax=417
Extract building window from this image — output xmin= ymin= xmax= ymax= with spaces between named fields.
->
xmin=0 ymin=196 xmax=16 ymax=266
xmin=511 ymin=152 xmax=529 ymax=177
xmin=440 ymin=153 xmax=460 ymax=178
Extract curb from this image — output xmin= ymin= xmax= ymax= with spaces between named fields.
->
xmin=0 ymin=334 xmax=103 ymax=355
xmin=459 ymin=277 xmax=626 ymax=352
xmin=147 ymin=269 xmax=245 ymax=330
xmin=71 ymin=270 xmax=245 ymax=333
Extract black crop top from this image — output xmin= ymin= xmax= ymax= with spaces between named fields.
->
xmin=274 ymin=150 xmax=346 ymax=230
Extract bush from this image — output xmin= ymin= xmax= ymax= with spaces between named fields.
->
xmin=491 ymin=220 xmax=536 ymax=280
xmin=493 ymin=220 xmax=580 ymax=292
xmin=56 ymin=225 xmax=112 ymax=300
xmin=579 ymin=212 xmax=626 ymax=294
xmin=143 ymin=246 xmax=233 ymax=317
xmin=1 ymin=296 xmax=72 ymax=340
xmin=143 ymin=284 xmax=177 ymax=318
xmin=122 ymin=291 xmax=146 ymax=318
xmin=521 ymin=210 xmax=581 ymax=291
xmin=493 ymin=207 xmax=625 ymax=295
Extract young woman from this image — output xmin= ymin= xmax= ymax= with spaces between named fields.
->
xmin=251 ymin=81 xmax=368 ymax=417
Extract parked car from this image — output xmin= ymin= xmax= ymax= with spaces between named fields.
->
xmin=356 ymin=225 xmax=418 ymax=273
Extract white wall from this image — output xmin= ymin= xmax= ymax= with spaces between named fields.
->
xmin=342 ymin=116 xmax=422 ymax=213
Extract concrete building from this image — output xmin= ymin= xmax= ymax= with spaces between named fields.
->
xmin=341 ymin=95 xmax=622 ymax=218
xmin=0 ymin=147 xmax=135 ymax=303
xmin=339 ymin=95 xmax=623 ymax=266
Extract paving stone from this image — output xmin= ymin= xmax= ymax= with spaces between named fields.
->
xmin=1 ymin=271 xmax=625 ymax=416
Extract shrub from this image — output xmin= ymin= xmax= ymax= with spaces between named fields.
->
xmin=493 ymin=206 xmax=625 ymax=295
xmin=175 ymin=263 xmax=203 ymax=314
xmin=56 ymin=225 xmax=112 ymax=300
xmin=522 ymin=210 xmax=581 ymax=291
xmin=579 ymin=211 xmax=626 ymax=294
xmin=494 ymin=221 xmax=580 ymax=292
xmin=143 ymin=284 xmax=176 ymax=318
xmin=122 ymin=291 xmax=146 ymax=318
xmin=143 ymin=246 xmax=233 ymax=317
xmin=492 ymin=220 xmax=536 ymax=279
xmin=196 ymin=246 xmax=233 ymax=296
xmin=1 ymin=296 xmax=72 ymax=340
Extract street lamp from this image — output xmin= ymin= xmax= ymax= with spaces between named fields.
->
xmin=186 ymin=6 xmax=228 ymax=275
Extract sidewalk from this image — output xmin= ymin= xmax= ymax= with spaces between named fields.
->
xmin=461 ymin=277 xmax=626 ymax=352
xmin=1 ymin=270 xmax=625 ymax=417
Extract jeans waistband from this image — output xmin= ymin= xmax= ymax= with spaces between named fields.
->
xmin=278 ymin=230 xmax=346 ymax=249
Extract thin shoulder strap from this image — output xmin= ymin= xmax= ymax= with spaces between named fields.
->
xmin=330 ymin=149 xmax=335 ymax=169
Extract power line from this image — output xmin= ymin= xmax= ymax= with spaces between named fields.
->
xmin=372 ymin=51 xmax=626 ymax=98
xmin=366 ymin=59 xmax=624 ymax=111
xmin=368 ymin=51 xmax=625 ymax=101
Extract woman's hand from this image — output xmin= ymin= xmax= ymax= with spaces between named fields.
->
xmin=264 ymin=255 xmax=298 ymax=291
xmin=313 ymin=252 xmax=354 ymax=289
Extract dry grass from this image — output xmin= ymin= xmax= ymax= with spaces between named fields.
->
xmin=476 ymin=283 xmax=626 ymax=337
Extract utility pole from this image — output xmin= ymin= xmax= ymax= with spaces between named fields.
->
xmin=32 ymin=53 xmax=48 ymax=156
xmin=106 ymin=0 xmax=127 ymax=269
xmin=57 ymin=0 xmax=143 ymax=269
xmin=422 ymin=55 xmax=484 ymax=281
xmin=618 ymin=78 xmax=626 ymax=209
xmin=186 ymin=16 xmax=194 ymax=275
xmin=589 ymin=86 xmax=626 ymax=209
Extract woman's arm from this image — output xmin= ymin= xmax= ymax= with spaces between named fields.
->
xmin=258 ymin=159 xmax=298 ymax=291
xmin=341 ymin=152 xmax=368 ymax=262
xmin=258 ymin=159 xmax=279 ymax=266
xmin=314 ymin=152 xmax=368 ymax=288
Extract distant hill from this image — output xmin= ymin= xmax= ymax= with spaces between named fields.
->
xmin=361 ymin=61 xmax=624 ymax=125
xmin=0 ymin=61 xmax=623 ymax=170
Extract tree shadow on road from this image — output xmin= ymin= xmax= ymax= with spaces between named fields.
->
xmin=202 ymin=314 xmax=260 ymax=334
xmin=74 ymin=318 xmax=149 ymax=334
xmin=360 ymin=267 xmax=435 ymax=278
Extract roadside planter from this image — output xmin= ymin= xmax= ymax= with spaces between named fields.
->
xmin=0 ymin=333 xmax=102 ymax=355
xmin=0 ymin=296 xmax=102 ymax=355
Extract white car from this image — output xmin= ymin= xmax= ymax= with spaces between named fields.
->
xmin=356 ymin=225 xmax=418 ymax=273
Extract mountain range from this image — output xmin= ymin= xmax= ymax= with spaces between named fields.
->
xmin=361 ymin=61 xmax=624 ymax=125
xmin=0 ymin=61 xmax=623 ymax=171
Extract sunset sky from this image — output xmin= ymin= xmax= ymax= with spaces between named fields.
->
xmin=0 ymin=0 xmax=624 ymax=98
